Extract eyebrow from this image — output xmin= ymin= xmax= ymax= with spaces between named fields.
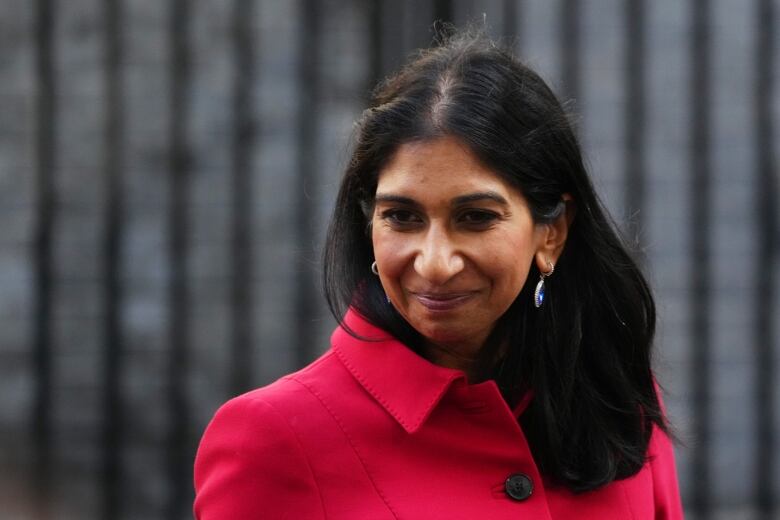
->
xmin=374 ymin=194 xmax=420 ymax=207
xmin=373 ymin=191 xmax=509 ymax=207
xmin=451 ymin=191 xmax=509 ymax=206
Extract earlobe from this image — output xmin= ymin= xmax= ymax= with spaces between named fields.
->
xmin=534 ymin=250 xmax=554 ymax=273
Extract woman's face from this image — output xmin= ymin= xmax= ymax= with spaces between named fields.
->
xmin=371 ymin=136 xmax=548 ymax=358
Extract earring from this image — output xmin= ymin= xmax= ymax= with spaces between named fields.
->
xmin=370 ymin=261 xmax=389 ymax=302
xmin=534 ymin=259 xmax=554 ymax=308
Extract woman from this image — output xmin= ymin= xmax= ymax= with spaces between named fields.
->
xmin=194 ymin=30 xmax=683 ymax=519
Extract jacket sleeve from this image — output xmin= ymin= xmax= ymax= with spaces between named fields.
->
xmin=193 ymin=394 xmax=325 ymax=520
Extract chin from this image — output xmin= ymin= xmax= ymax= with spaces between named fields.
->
xmin=416 ymin=321 xmax=471 ymax=346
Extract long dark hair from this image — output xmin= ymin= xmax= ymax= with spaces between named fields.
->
xmin=323 ymin=28 xmax=669 ymax=493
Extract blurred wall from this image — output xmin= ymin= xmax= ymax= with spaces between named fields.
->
xmin=0 ymin=0 xmax=777 ymax=519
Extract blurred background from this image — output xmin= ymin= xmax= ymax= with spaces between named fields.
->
xmin=0 ymin=0 xmax=777 ymax=518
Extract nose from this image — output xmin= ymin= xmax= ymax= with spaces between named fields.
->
xmin=413 ymin=225 xmax=465 ymax=285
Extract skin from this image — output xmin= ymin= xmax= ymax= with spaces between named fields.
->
xmin=371 ymin=136 xmax=572 ymax=379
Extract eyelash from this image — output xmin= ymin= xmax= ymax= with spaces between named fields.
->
xmin=379 ymin=209 xmax=500 ymax=229
xmin=380 ymin=209 xmax=422 ymax=227
xmin=458 ymin=210 xmax=499 ymax=225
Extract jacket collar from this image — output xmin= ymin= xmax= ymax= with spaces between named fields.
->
xmin=331 ymin=309 xmax=466 ymax=434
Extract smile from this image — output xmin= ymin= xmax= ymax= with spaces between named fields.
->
xmin=411 ymin=292 xmax=477 ymax=312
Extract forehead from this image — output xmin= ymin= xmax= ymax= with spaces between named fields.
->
xmin=376 ymin=137 xmax=518 ymax=199
xmin=377 ymin=136 xmax=525 ymax=204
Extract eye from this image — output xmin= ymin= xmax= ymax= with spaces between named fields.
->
xmin=380 ymin=209 xmax=423 ymax=228
xmin=458 ymin=210 xmax=499 ymax=227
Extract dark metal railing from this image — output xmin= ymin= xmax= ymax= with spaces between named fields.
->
xmin=561 ymin=0 xmax=581 ymax=104
xmin=15 ymin=0 xmax=777 ymax=518
xmin=230 ymin=0 xmax=257 ymax=402
xmin=754 ymin=1 xmax=777 ymax=518
xmin=32 ymin=1 xmax=55 ymax=516
xmin=689 ymin=0 xmax=712 ymax=516
xmin=101 ymin=0 xmax=124 ymax=517
xmin=624 ymin=0 xmax=646 ymax=244
xmin=294 ymin=0 xmax=323 ymax=369
xmin=166 ymin=0 xmax=193 ymax=517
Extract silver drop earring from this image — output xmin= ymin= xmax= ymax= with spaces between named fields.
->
xmin=534 ymin=260 xmax=554 ymax=308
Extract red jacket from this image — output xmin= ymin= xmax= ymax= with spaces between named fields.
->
xmin=194 ymin=310 xmax=684 ymax=519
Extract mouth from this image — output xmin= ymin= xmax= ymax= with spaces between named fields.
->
xmin=411 ymin=291 xmax=477 ymax=312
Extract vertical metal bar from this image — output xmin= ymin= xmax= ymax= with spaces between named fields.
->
xmin=367 ymin=0 xmax=383 ymax=97
xmin=560 ymin=0 xmax=580 ymax=103
xmin=294 ymin=0 xmax=320 ymax=367
xmin=754 ymin=0 xmax=776 ymax=517
xmin=230 ymin=0 xmax=256 ymax=396
xmin=434 ymin=0 xmax=453 ymax=25
xmin=433 ymin=0 xmax=454 ymax=42
xmin=32 ymin=0 xmax=55 ymax=515
xmin=503 ymin=0 xmax=518 ymax=41
xmin=689 ymin=0 xmax=712 ymax=516
xmin=624 ymin=0 xmax=645 ymax=248
xmin=381 ymin=1 xmax=403 ymax=73
xmin=167 ymin=0 xmax=191 ymax=517
xmin=101 ymin=0 xmax=123 ymax=517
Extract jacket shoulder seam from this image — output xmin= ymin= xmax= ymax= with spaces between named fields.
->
xmin=286 ymin=376 xmax=401 ymax=520
xmin=248 ymin=395 xmax=328 ymax=519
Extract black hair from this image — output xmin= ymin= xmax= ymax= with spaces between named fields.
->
xmin=322 ymin=28 xmax=670 ymax=492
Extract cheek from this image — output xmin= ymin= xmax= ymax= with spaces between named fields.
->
xmin=372 ymin=228 xmax=413 ymax=277
xmin=484 ymin=232 xmax=537 ymax=291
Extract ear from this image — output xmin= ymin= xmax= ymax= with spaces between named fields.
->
xmin=535 ymin=194 xmax=576 ymax=271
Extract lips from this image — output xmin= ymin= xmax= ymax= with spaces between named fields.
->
xmin=412 ymin=292 xmax=476 ymax=311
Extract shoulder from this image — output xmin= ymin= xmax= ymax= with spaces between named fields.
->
xmin=223 ymin=348 xmax=345 ymax=411
xmin=646 ymin=403 xmax=684 ymax=518
xmin=194 ymin=396 xmax=325 ymax=519
xmin=193 ymin=351 xmax=344 ymax=520
xmin=197 ymin=349 xmax=343 ymax=450
xmin=198 ymin=384 xmax=302 ymax=452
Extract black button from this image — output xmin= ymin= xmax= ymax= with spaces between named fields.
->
xmin=505 ymin=473 xmax=533 ymax=501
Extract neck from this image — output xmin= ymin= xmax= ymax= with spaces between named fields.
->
xmin=422 ymin=340 xmax=481 ymax=382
